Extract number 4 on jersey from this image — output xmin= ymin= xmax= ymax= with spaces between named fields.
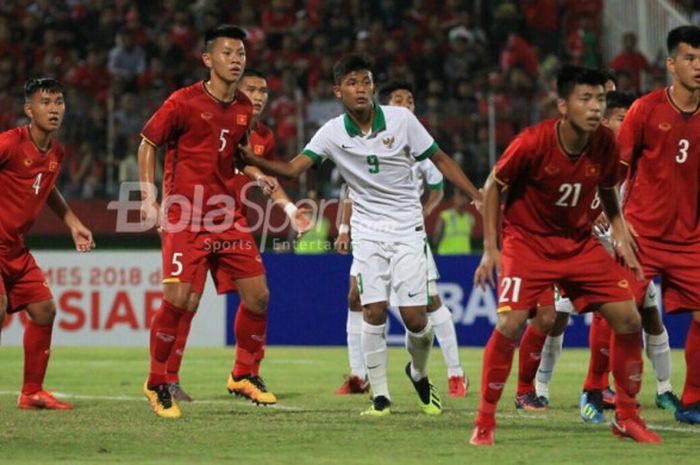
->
xmin=32 ymin=173 xmax=42 ymax=195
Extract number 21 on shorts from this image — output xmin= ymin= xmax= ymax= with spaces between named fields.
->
xmin=498 ymin=276 xmax=522 ymax=304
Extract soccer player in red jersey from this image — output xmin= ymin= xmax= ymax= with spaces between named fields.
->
xmin=162 ymin=68 xmax=307 ymax=403
xmin=0 ymin=78 xmax=95 ymax=410
xmin=618 ymin=25 xmax=700 ymax=424
xmin=472 ymin=65 xmax=661 ymax=445
xmin=139 ymin=25 xmax=308 ymax=418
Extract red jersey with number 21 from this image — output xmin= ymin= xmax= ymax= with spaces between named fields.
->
xmin=618 ymin=88 xmax=700 ymax=247
xmin=0 ymin=126 xmax=64 ymax=248
xmin=141 ymin=81 xmax=253 ymax=229
xmin=494 ymin=118 xmax=619 ymax=238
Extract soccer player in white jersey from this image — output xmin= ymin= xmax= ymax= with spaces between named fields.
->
xmin=334 ymin=80 xmax=468 ymax=398
xmin=534 ymin=91 xmax=679 ymax=422
xmin=239 ymin=54 xmax=482 ymax=415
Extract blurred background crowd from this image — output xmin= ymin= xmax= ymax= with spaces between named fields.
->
xmin=0 ymin=0 xmax=696 ymax=204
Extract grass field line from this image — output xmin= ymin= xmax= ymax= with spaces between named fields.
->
xmin=0 ymin=390 xmax=304 ymax=411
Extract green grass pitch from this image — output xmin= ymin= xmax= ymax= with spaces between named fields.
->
xmin=0 ymin=346 xmax=698 ymax=464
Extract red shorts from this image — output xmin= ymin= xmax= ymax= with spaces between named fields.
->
xmin=498 ymin=229 xmax=636 ymax=313
xmin=161 ymin=231 xmax=265 ymax=294
xmin=0 ymin=248 xmax=53 ymax=313
xmin=636 ymin=236 xmax=700 ymax=313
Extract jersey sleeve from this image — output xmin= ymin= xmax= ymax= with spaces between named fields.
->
xmin=406 ymin=111 xmax=439 ymax=161
xmin=419 ymin=160 xmax=444 ymax=190
xmin=616 ymin=99 xmax=645 ymax=167
xmin=301 ymin=123 xmax=331 ymax=165
xmin=494 ymin=132 xmax=533 ymax=187
xmin=263 ymin=134 xmax=276 ymax=161
xmin=141 ymin=93 xmax=184 ymax=147
xmin=599 ymin=132 xmax=620 ymax=189
xmin=0 ymin=131 xmax=13 ymax=167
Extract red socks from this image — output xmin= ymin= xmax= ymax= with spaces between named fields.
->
xmin=583 ymin=313 xmax=612 ymax=391
xmin=22 ymin=321 xmax=53 ymax=395
xmin=476 ymin=329 xmax=516 ymax=427
xmin=682 ymin=320 xmax=700 ymax=406
xmin=610 ymin=331 xmax=643 ymax=420
xmin=148 ymin=300 xmax=186 ymax=387
xmin=232 ymin=303 xmax=267 ymax=379
xmin=166 ymin=310 xmax=196 ymax=384
xmin=517 ymin=324 xmax=548 ymax=395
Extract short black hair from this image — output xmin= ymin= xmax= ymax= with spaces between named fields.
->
xmin=378 ymin=80 xmax=414 ymax=104
xmin=667 ymin=25 xmax=700 ymax=55
xmin=556 ymin=65 xmax=607 ymax=99
xmin=332 ymin=54 xmax=373 ymax=85
xmin=242 ymin=68 xmax=266 ymax=80
xmin=203 ymin=24 xmax=247 ymax=51
xmin=24 ymin=77 xmax=64 ymax=101
xmin=606 ymin=91 xmax=635 ymax=114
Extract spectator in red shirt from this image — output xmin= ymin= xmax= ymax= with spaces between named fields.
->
xmin=610 ymin=32 xmax=650 ymax=93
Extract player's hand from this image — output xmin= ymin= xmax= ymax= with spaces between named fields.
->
xmin=592 ymin=212 xmax=610 ymax=236
xmin=474 ymin=247 xmax=501 ymax=290
xmin=255 ymin=174 xmax=280 ymax=195
xmin=472 ymin=188 xmax=484 ymax=215
xmin=335 ymin=232 xmax=350 ymax=255
xmin=291 ymin=207 xmax=313 ymax=236
xmin=140 ymin=199 xmax=161 ymax=231
xmin=70 ymin=223 xmax=96 ymax=252
xmin=610 ymin=222 xmax=644 ymax=280
xmin=238 ymin=139 xmax=256 ymax=165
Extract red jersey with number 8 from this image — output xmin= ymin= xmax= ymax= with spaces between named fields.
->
xmin=494 ymin=118 xmax=619 ymax=239
xmin=141 ymin=82 xmax=253 ymax=230
xmin=618 ymin=88 xmax=700 ymax=247
xmin=0 ymin=126 xmax=64 ymax=248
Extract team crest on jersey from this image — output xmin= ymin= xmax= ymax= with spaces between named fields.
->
xmin=254 ymin=145 xmax=265 ymax=155
xmin=236 ymin=114 xmax=248 ymax=126
xmin=544 ymin=164 xmax=560 ymax=175
xmin=658 ymin=122 xmax=672 ymax=131
xmin=49 ymin=161 xmax=58 ymax=172
xmin=24 ymin=158 xmax=33 ymax=167
xmin=201 ymin=112 xmax=213 ymax=120
xmin=382 ymin=136 xmax=395 ymax=149
xmin=618 ymin=279 xmax=629 ymax=288
xmin=585 ymin=163 xmax=600 ymax=177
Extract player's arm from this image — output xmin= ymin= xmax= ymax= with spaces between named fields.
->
xmin=138 ymin=138 xmax=160 ymax=229
xmin=431 ymin=150 xmax=483 ymax=210
xmin=473 ymin=170 xmax=502 ymax=290
xmin=432 ymin=215 xmax=445 ymax=249
xmin=598 ymin=186 xmax=643 ymax=279
xmin=335 ymin=185 xmax=352 ymax=255
xmin=423 ymin=186 xmax=443 ymax=217
xmin=46 ymin=186 xmax=95 ymax=252
xmin=239 ymin=141 xmax=315 ymax=178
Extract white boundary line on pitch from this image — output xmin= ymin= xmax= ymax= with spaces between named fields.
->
xmin=0 ymin=390 xmax=304 ymax=411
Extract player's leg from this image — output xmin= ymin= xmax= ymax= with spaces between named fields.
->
xmin=535 ymin=292 xmax=572 ymax=403
xmin=361 ymin=300 xmax=392 ymax=415
xmin=18 ymin=299 xmax=72 ymax=410
xmin=638 ymin=290 xmax=678 ymax=410
xmin=515 ymin=303 xmax=554 ymax=410
xmin=227 ymin=273 xmax=276 ymax=405
xmin=579 ymin=312 xmax=612 ymax=423
xmin=166 ymin=291 xmax=201 ymax=402
xmin=598 ymin=300 xmax=660 ymax=442
xmin=427 ymin=291 xmax=467 ymax=397
xmin=334 ymin=274 xmax=369 ymax=395
xmin=676 ymin=309 xmax=700 ymax=424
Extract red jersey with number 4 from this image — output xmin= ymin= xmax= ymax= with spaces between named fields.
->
xmin=494 ymin=118 xmax=619 ymax=238
xmin=141 ymin=81 xmax=253 ymax=229
xmin=0 ymin=126 xmax=64 ymax=248
xmin=619 ymin=88 xmax=700 ymax=247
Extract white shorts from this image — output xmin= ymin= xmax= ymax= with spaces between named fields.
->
xmin=351 ymin=239 xmax=428 ymax=307
xmin=351 ymin=244 xmax=438 ymax=281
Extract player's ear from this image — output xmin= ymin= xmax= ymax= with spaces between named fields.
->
xmin=201 ymin=52 xmax=212 ymax=70
xmin=333 ymin=85 xmax=342 ymax=100
xmin=666 ymin=56 xmax=675 ymax=75
xmin=23 ymin=102 xmax=33 ymax=120
xmin=556 ymin=98 xmax=568 ymax=117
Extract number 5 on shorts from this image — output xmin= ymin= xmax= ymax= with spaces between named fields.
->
xmin=498 ymin=276 xmax=522 ymax=304
xmin=171 ymin=252 xmax=183 ymax=276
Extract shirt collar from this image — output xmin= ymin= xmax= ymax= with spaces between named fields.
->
xmin=343 ymin=103 xmax=386 ymax=137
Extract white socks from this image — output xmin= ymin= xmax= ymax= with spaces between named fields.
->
xmin=535 ymin=334 xmax=564 ymax=398
xmin=644 ymin=329 xmax=673 ymax=394
xmin=406 ymin=321 xmax=434 ymax=381
xmin=428 ymin=305 xmax=464 ymax=377
xmin=362 ymin=321 xmax=389 ymax=399
xmin=346 ymin=310 xmax=366 ymax=379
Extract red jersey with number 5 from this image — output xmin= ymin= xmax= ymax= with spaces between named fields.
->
xmin=618 ymin=88 xmax=700 ymax=247
xmin=141 ymin=81 xmax=253 ymax=229
xmin=0 ymin=126 xmax=64 ymax=248
xmin=494 ymin=118 xmax=619 ymax=237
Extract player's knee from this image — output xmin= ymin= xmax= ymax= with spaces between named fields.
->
xmin=495 ymin=314 xmax=526 ymax=339
xmin=403 ymin=314 xmax=429 ymax=333
xmin=243 ymin=289 xmax=269 ymax=314
xmin=639 ymin=306 xmax=663 ymax=334
xmin=363 ymin=305 xmax=387 ymax=325
xmin=28 ymin=300 xmax=56 ymax=325
xmin=532 ymin=306 xmax=556 ymax=333
xmin=186 ymin=293 xmax=201 ymax=312
xmin=611 ymin=308 xmax=641 ymax=334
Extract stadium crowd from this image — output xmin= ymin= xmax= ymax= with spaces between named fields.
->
xmin=0 ymin=0 xmax=682 ymax=201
